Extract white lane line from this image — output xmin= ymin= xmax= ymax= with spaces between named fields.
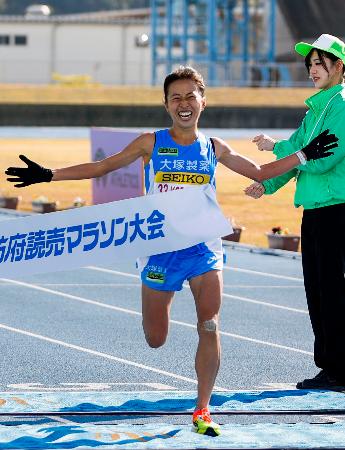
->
xmin=87 ymin=267 xmax=308 ymax=314
xmin=223 ymin=285 xmax=304 ymax=289
xmin=1 ymin=275 xmax=307 ymax=314
xmin=0 ymin=283 xmax=303 ymax=289
xmin=1 ymin=278 xmax=141 ymax=317
xmin=87 ymin=267 xmax=140 ymax=279
xmin=0 ymin=323 xmax=203 ymax=386
xmin=223 ymin=266 xmax=303 ymax=282
xmin=2 ymin=278 xmax=312 ymax=356
xmin=0 ymin=283 xmax=140 ymax=287
xmin=10 ymin=283 xmax=140 ymax=288
xmin=6 ymin=382 xmax=176 ymax=391
xmin=168 ymin=318 xmax=312 ymax=355
xmin=222 ymin=293 xmax=307 ymax=314
xmin=0 ymin=282 xmax=304 ymax=289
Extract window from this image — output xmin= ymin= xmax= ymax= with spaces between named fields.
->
xmin=0 ymin=35 xmax=10 ymax=45
xmin=14 ymin=35 xmax=27 ymax=46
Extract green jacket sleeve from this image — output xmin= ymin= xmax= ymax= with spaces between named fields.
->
xmin=262 ymin=169 xmax=297 ymax=195
xmin=272 ymin=104 xmax=345 ymax=174
xmin=296 ymin=104 xmax=345 ymax=174
xmin=272 ymin=117 xmax=307 ymax=158
xmin=262 ymin=119 xmax=306 ymax=194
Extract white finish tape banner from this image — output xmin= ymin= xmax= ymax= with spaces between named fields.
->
xmin=0 ymin=186 xmax=232 ymax=279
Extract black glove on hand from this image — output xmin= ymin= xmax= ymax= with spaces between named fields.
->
xmin=301 ymin=129 xmax=339 ymax=161
xmin=6 ymin=155 xmax=53 ymax=188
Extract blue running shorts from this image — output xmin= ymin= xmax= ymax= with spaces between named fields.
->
xmin=138 ymin=240 xmax=224 ymax=292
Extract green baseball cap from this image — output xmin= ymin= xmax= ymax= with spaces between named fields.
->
xmin=295 ymin=34 xmax=345 ymax=63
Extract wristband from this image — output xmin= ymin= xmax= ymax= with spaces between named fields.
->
xmin=295 ymin=150 xmax=307 ymax=165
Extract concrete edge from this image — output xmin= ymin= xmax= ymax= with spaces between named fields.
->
xmin=0 ymin=207 xmax=34 ymax=219
xmin=222 ymin=240 xmax=301 ymax=260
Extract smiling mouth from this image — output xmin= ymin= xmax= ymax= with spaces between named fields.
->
xmin=178 ymin=111 xmax=192 ymax=119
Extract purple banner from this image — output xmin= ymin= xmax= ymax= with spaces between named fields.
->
xmin=91 ymin=128 xmax=144 ymax=204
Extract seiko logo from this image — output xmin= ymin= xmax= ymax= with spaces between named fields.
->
xmin=155 ymin=172 xmax=210 ymax=185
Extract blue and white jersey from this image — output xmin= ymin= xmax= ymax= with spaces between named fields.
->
xmin=140 ymin=128 xmax=223 ymax=260
xmin=144 ymin=128 xmax=217 ymax=194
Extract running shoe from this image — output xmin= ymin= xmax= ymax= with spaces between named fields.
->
xmin=192 ymin=407 xmax=220 ymax=437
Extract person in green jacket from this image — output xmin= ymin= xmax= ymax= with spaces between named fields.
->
xmin=245 ymin=34 xmax=345 ymax=390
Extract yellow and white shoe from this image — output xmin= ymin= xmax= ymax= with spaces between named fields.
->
xmin=192 ymin=407 xmax=221 ymax=437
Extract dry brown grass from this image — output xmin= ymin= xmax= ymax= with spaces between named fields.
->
xmin=0 ymin=138 xmax=92 ymax=212
xmin=216 ymin=139 xmax=302 ymax=247
xmin=0 ymin=84 xmax=315 ymax=107
xmin=0 ymin=136 xmax=302 ymax=248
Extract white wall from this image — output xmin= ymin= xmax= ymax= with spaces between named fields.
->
xmin=0 ymin=22 xmax=52 ymax=83
xmin=0 ymin=20 xmax=151 ymax=84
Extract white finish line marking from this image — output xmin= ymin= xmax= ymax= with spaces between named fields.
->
xmin=2 ymin=276 xmax=312 ymax=356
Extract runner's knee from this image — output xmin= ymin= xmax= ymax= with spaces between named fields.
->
xmin=144 ymin=333 xmax=167 ymax=348
xmin=197 ymin=317 xmax=218 ymax=333
xmin=143 ymin=323 xmax=168 ymax=348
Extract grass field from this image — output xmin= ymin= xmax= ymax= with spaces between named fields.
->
xmin=0 ymin=84 xmax=315 ymax=107
xmin=0 ymin=136 xmax=302 ymax=248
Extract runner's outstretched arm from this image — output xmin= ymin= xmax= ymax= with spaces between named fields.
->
xmin=5 ymin=133 xmax=154 ymax=188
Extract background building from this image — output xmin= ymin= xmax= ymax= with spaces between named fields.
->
xmin=0 ymin=0 xmax=344 ymax=86
xmin=0 ymin=7 xmax=151 ymax=84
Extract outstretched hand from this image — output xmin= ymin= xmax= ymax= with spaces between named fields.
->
xmin=301 ymin=129 xmax=339 ymax=161
xmin=244 ymin=182 xmax=265 ymax=199
xmin=252 ymin=134 xmax=276 ymax=151
xmin=5 ymin=155 xmax=53 ymax=188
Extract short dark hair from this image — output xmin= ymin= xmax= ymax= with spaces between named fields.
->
xmin=305 ymin=48 xmax=345 ymax=75
xmin=163 ymin=66 xmax=205 ymax=103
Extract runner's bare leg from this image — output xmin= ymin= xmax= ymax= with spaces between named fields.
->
xmin=141 ymin=284 xmax=174 ymax=348
xmin=189 ymin=270 xmax=223 ymax=409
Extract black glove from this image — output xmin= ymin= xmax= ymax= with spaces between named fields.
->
xmin=301 ymin=129 xmax=339 ymax=161
xmin=6 ymin=155 xmax=53 ymax=188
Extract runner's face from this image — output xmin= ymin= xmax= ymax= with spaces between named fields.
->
xmin=165 ymin=79 xmax=205 ymax=129
xmin=308 ymin=50 xmax=342 ymax=90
